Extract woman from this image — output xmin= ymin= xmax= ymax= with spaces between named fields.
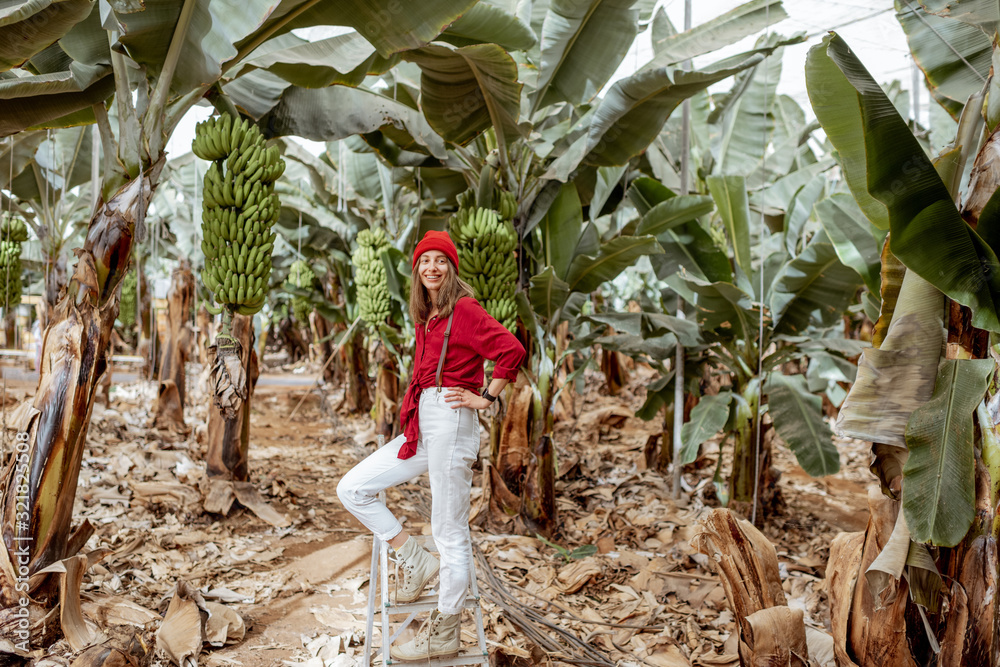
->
xmin=337 ymin=230 xmax=525 ymax=660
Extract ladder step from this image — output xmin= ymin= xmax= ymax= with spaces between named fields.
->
xmin=385 ymin=651 xmax=489 ymax=667
xmin=384 ymin=594 xmax=481 ymax=614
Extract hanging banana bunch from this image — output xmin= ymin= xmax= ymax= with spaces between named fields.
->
xmin=352 ymin=228 xmax=392 ymax=326
xmin=193 ymin=113 xmax=285 ymax=318
xmin=118 ymin=269 xmax=137 ymax=328
xmin=450 ymin=187 xmax=518 ymax=332
xmin=0 ymin=213 xmax=28 ymax=312
xmin=193 ymin=114 xmax=285 ymax=418
xmin=288 ymin=259 xmax=315 ymax=325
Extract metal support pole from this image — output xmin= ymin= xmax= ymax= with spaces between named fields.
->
xmin=911 ymin=57 xmax=922 ymax=129
xmin=671 ymin=0 xmax=692 ymax=501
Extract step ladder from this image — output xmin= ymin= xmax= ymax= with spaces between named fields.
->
xmin=362 ymin=440 xmax=489 ymax=666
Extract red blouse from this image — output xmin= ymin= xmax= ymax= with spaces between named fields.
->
xmin=398 ymin=297 xmax=526 ymax=459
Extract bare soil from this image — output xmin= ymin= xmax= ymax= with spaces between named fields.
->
xmin=7 ymin=359 xmax=872 ymax=667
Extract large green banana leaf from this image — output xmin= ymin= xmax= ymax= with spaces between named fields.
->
xmin=540 ymin=183 xmax=583 ymax=280
xmin=713 ymin=44 xmax=783 ymax=179
xmin=903 ymin=358 xmax=993 ymax=546
xmin=531 ymin=0 xmax=645 ymax=111
xmin=584 ymin=312 xmax=702 ymax=347
xmin=679 ymin=277 xmax=755 ymax=338
xmin=769 ymin=239 xmax=864 ymax=335
xmin=627 ymin=178 xmax=732 ymax=284
xmin=765 ymin=372 xmax=839 ymax=477
xmin=707 ymin=175 xmax=752 ymax=276
xmin=0 ymin=132 xmax=45 ymax=191
xmin=679 ymin=392 xmax=733 ymax=464
xmin=595 ymin=332 xmax=677 ymax=361
xmin=237 ymin=33 xmax=389 ymax=88
xmin=565 ymin=235 xmax=662 ymax=294
xmin=895 ymin=0 xmax=991 ymax=118
xmin=645 ymin=0 xmax=786 ymax=69
xmin=635 ymin=194 xmax=715 ymax=237
xmin=403 ymin=43 xmax=522 ymax=147
xmin=806 ymin=33 xmax=1000 ymax=332
xmin=550 ymin=46 xmax=791 ymax=173
xmin=0 ymin=61 xmax=113 ymax=136
xmin=225 ymin=69 xmax=293 ymax=120
xmin=10 ymin=125 xmax=98 ymax=202
xmin=783 ymin=174 xmax=825 ymax=257
xmin=814 ymin=193 xmax=883 ymax=294
xmin=529 ymin=266 xmax=570 ymax=321
xmin=0 ymin=0 xmax=94 ymax=71
xmin=259 ymin=85 xmax=448 ymax=160
xmin=440 ymin=2 xmax=537 ymax=51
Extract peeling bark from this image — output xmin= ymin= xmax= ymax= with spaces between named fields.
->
xmin=0 ymin=169 xmax=159 ymax=606
xmin=206 ymin=315 xmax=259 ymax=482
xmin=151 ymin=261 xmax=194 ymax=432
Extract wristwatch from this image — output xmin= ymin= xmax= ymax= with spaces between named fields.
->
xmin=482 ymin=388 xmax=497 ymax=403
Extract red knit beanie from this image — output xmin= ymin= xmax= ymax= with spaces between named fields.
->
xmin=412 ymin=230 xmax=459 ymax=270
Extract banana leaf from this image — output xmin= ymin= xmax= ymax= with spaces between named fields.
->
xmin=679 ymin=277 xmax=756 ymax=338
xmin=440 ymin=2 xmax=537 ymax=51
xmin=814 ymin=193 xmax=883 ymax=294
xmin=679 ymin=392 xmax=733 ymax=464
xmin=584 ymin=311 xmax=701 ymax=346
xmin=540 ymin=183 xmax=583 ymax=280
xmin=565 ymin=235 xmax=663 ymax=294
xmin=237 ymin=33 xmax=386 ymax=88
xmin=645 ymin=0 xmax=787 ymax=69
xmin=895 ymin=0 xmax=991 ymax=118
xmin=636 ymin=194 xmax=714 ymax=237
xmin=0 ymin=0 xmax=95 ymax=72
xmin=403 ymin=43 xmax=522 ymax=147
xmin=835 ymin=271 xmax=944 ymax=446
xmin=259 ymin=85 xmax=448 ymax=160
xmin=531 ymin=0 xmax=644 ymax=111
xmin=769 ymin=239 xmax=864 ymax=335
xmin=707 ymin=175 xmax=752 ymax=276
xmin=902 ymin=357 xmax=994 ymax=546
xmin=529 ymin=266 xmax=570 ymax=321
xmin=765 ymin=372 xmax=839 ymax=477
xmin=0 ymin=62 xmax=114 ymax=136
xmin=806 ymin=33 xmax=1000 ymax=332
xmin=783 ymin=175 xmax=825 ymax=257
xmin=595 ymin=332 xmax=677 ymax=360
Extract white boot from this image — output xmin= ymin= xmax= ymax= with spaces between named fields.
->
xmin=390 ymin=610 xmax=461 ymax=661
xmin=393 ymin=537 xmax=439 ymax=603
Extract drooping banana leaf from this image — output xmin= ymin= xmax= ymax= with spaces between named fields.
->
xmin=902 ymin=357 xmax=994 ymax=546
xmin=237 ymin=33 xmax=389 ymax=88
xmin=765 ymin=372 xmax=840 ymax=477
xmin=0 ymin=62 xmax=114 ymax=136
xmin=0 ymin=0 xmax=95 ymax=72
xmin=636 ymin=194 xmax=714 ymax=237
xmin=645 ymin=0 xmax=786 ymax=69
xmin=403 ymin=43 xmax=523 ymax=147
xmin=895 ymin=0 xmax=991 ymax=118
xmin=783 ymin=174 xmax=825 ymax=257
xmin=679 ymin=392 xmax=733 ymax=464
xmin=440 ymin=2 xmax=537 ymax=51
xmin=530 ymin=266 xmax=570 ymax=321
xmin=707 ymin=175 xmax=752 ymax=276
xmin=835 ymin=270 xmax=944 ymax=446
xmin=814 ymin=193 xmax=883 ymax=294
xmin=259 ymin=85 xmax=448 ymax=160
xmin=769 ymin=239 xmax=864 ymax=335
xmin=565 ymin=235 xmax=663 ymax=294
xmin=584 ymin=311 xmax=701 ymax=347
xmin=807 ymin=33 xmax=1000 ymax=332
xmin=595 ymin=332 xmax=677 ymax=360
xmin=531 ymin=0 xmax=645 ymax=111
xmin=679 ymin=277 xmax=755 ymax=338
xmin=540 ymin=183 xmax=583 ymax=280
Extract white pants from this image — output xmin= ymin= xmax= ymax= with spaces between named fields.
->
xmin=337 ymin=388 xmax=480 ymax=615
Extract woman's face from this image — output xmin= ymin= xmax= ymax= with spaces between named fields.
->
xmin=417 ymin=250 xmax=451 ymax=294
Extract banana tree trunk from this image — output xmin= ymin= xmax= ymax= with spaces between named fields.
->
xmin=206 ymin=314 xmax=259 ymax=481
xmin=339 ymin=328 xmax=371 ymax=414
xmin=136 ymin=254 xmax=160 ymax=380
xmin=196 ymin=304 xmax=213 ymax=366
xmin=151 ymin=261 xmax=194 ymax=432
xmin=600 ymin=346 xmax=629 ymax=395
xmin=4 ymin=310 xmax=15 ymax=349
xmin=0 ymin=169 xmax=157 ymax=607
xmin=728 ymin=382 xmax=779 ymax=522
xmin=374 ymin=342 xmax=400 ymax=440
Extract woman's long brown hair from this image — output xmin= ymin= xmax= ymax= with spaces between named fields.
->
xmin=409 ymin=257 xmax=475 ymax=324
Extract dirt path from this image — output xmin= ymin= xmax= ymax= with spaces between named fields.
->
xmin=13 ymin=363 xmax=873 ymax=666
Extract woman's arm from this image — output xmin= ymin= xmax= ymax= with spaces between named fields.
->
xmin=444 ymin=300 xmax=526 ymax=410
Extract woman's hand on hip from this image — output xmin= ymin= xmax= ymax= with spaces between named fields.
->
xmin=444 ymin=387 xmax=492 ymax=410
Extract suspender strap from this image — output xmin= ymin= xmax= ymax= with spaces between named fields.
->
xmin=435 ymin=311 xmax=456 ymax=389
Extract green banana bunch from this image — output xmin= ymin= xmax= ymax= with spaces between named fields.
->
xmin=352 ymin=228 xmax=391 ymax=326
xmin=193 ymin=115 xmax=285 ymax=316
xmin=0 ymin=213 xmax=28 ymax=310
xmin=289 ymin=259 xmax=315 ymax=324
xmin=449 ymin=192 xmax=519 ymax=333
xmin=118 ymin=269 xmax=138 ymax=328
